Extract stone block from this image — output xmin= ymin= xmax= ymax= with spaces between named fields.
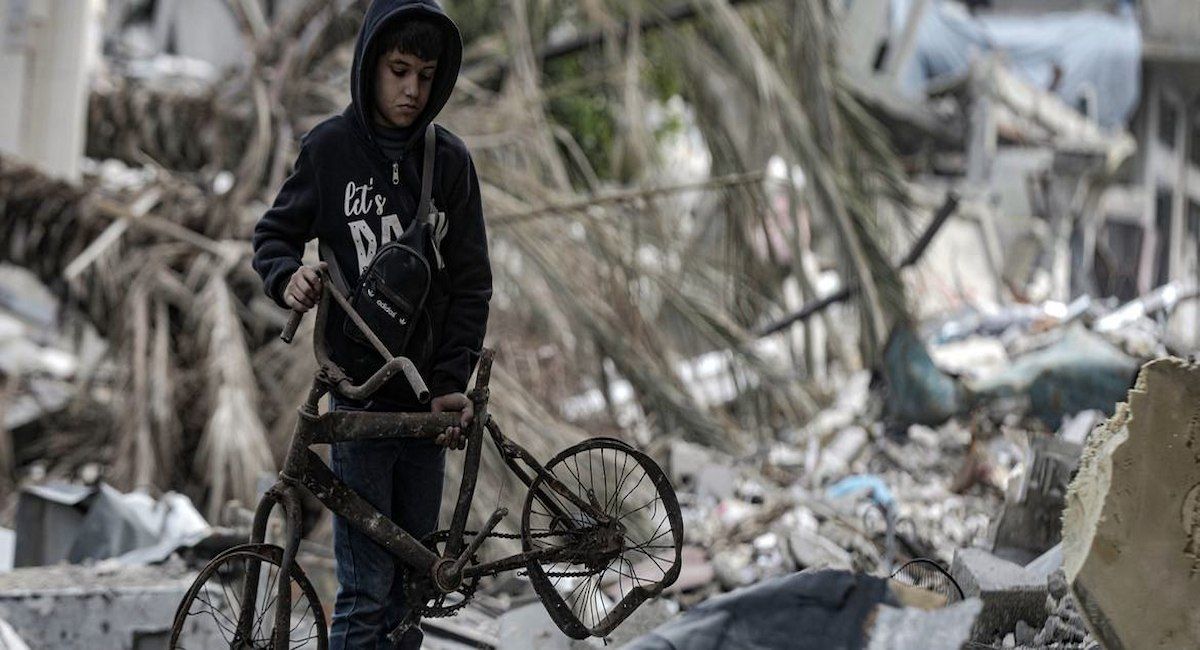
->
xmin=865 ymin=597 xmax=983 ymax=650
xmin=950 ymin=547 xmax=1046 ymax=641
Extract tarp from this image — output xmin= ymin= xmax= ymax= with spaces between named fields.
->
xmin=14 ymin=482 xmax=211 ymax=568
xmin=891 ymin=0 xmax=1141 ymax=128
xmin=624 ymin=570 xmax=897 ymax=650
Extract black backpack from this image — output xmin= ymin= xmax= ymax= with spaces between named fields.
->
xmin=323 ymin=125 xmax=441 ymax=395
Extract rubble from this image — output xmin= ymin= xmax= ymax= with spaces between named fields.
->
xmin=1062 ymin=358 xmax=1200 ymax=649
xmin=949 ymin=547 xmax=1047 ymax=641
xmin=865 ymin=597 xmax=982 ymax=650
xmin=990 ymin=435 xmax=1080 ymax=564
xmin=0 ymin=559 xmax=199 ymax=649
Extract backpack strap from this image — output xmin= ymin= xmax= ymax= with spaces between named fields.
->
xmin=417 ymin=124 xmax=436 ymax=226
xmin=418 ymin=124 xmax=446 ymax=269
xmin=319 ymin=241 xmax=351 ymax=297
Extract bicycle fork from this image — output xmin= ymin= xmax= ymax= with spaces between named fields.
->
xmin=231 ymin=482 xmax=305 ymax=648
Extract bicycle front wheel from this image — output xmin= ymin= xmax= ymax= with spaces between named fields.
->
xmin=169 ymin=543 xmax=327 ymax=649
xmin=521 ymin=438 xmax=683 ymax=639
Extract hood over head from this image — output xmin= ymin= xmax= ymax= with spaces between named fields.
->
xmin=350 ymin=0 xmax=463 ymax=153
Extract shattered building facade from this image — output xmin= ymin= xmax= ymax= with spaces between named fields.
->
xmin=842 ymin=0 xmax=1199 ymax=350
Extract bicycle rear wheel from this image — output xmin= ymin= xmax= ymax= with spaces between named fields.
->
xmin=521 ymin=438 xmax=683 ymax=639
xmin=170 ymin=543 xmax=327 ymax=649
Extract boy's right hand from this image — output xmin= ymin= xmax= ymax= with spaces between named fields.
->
xmin=284 ymin=265 xmax=323 ymax=312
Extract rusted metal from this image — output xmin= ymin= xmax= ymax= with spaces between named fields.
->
xmin=273 ymin=486 xmax=304 ymax=648
xmin=445 ymin=349 xmax=495 ymax=559
xmin=313 ymin=411 xmax=460 ymax=443
xmin=448 ymin=507 xmax=507 ymax=582
xmin=179 ymin=271 xmax=684 ymax=644
xmin=298 ymin=449 xmax=440 ymax=574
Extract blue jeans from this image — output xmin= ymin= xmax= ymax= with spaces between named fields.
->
xmin=328 ymin=397 xmax=446 ymax=650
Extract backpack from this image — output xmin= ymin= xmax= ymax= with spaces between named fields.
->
xmin=323 ymin=125 xmax=441 ymax=396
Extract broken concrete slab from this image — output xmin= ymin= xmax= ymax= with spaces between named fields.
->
xmin=1062 ymin=357 xmax=1200 ymax=649
xmin=865 ymin=597 xmax=983 ymax=650
xmin=1023 ymin=542 xmax=1063 ymax=583
xmin=785 ymin=526 xmax=854 ymax=571
xmin=949 ymin=547 xmax=1046 ymax=641
xmin=0 ymin=561 xmax=202 ymax=649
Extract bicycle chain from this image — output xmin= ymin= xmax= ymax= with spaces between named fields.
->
xmin=406 ymin=530 xmax=481 ymax=619
xmin=409 ymin=526 xmax=609 ymax=618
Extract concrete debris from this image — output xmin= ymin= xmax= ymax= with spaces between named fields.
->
xmin=784 ymin=527 xmax=853 ymax=572
xmin=990 ymin=436 xmax=1081 ymax=564
xmin=865 ymin=597 xmax=983 ymax=650
xmin=1023 ymin=542 xmax=1063 ymax=583
xmin=0 ymin=560 xmax=197 ymax=649
xmin=949 ymin=547 xmax=1047 ymax=641
xmin=666 ymin=439 xmax=738 ymax=501
xmin=0 ymin=617 xmax=30 ymax=650
xmin=1062 ymin=357 xmax=1200 ymax=649
xmin=1056 ymin=410 xmax=1104 ymax=446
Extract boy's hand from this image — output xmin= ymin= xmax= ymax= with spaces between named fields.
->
xmin=431 ymin=393 xmax=472 ymax=450
xmin=285 ymin=264 xmax=324 ymax=312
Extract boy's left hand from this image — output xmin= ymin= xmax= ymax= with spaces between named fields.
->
xmin=431 ymin=392 xmax=472 ymax=450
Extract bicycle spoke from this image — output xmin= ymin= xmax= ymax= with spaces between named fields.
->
xmin=173 ymin=547 xmax=325 ymax=650
xmin=523 ymin=440 xmax=681 ymax=637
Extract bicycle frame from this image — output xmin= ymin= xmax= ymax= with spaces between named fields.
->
xmin=241 ymin=270 xmax=617 ymax=647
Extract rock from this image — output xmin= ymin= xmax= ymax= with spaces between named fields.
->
xmin=865 ymin=597 xmax=983 ymax=650
xmin=1061 ymin=358 xmax=1200 ymax=650
xmin=949 ymin=547 xmax=1047 ymax=641
xmin=1014 ymin=619 xmax=1037 ymax=646
xmin=785 ymin=527 xmax=853 ymax=571
xmin=1046 ymin=569 xmax=1069 ymax=601
xmin=711 ymin=545 xmax=755 ymax=590
xmin=816 ymin=426 xmax=869 ymax=481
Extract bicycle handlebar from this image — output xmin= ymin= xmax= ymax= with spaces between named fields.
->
xmin=278 ymin=266 xmax=430 ymax=404
xmin=281 ymin=310 xmax=304 ymax=344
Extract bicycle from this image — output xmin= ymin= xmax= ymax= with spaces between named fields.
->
xmin=169 ymin=266 xmax=684 ymax=648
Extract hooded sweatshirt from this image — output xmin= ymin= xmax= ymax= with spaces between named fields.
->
xmin=252 ymin=0 xmax=492 ymax=408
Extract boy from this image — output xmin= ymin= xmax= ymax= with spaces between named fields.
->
xmin=251 ymin=1 xmax=492 ymax=647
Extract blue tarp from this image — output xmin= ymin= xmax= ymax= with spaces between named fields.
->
xmin=891 ymin=0 xmax=1142 ymax=128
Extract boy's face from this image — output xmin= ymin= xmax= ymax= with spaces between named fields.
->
xmin=373 ymin=49 xmax=437 ymax=129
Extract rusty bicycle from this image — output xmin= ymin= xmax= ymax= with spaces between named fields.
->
xmin=168 ymin=266 xmax=684 ymax=648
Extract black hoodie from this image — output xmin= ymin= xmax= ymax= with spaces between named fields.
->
xmin=252 ymin=0 xmax=491 ymax=408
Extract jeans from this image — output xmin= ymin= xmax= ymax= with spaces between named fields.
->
xmin=328 ymin=397 xmax=446 ymax=650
